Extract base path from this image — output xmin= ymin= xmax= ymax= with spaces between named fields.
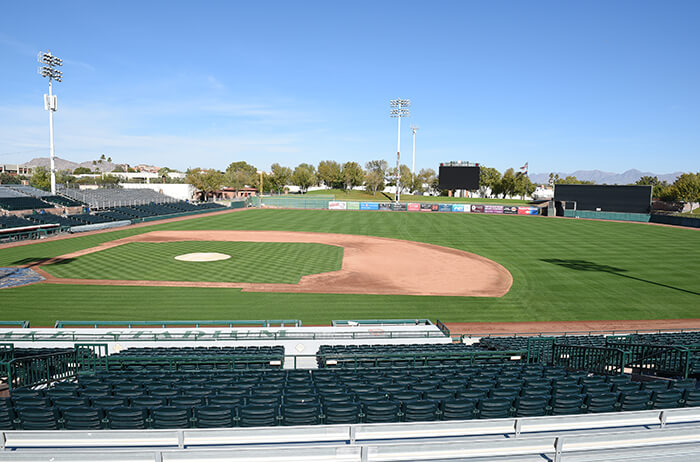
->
xmin=36 ymin=230 xmax=513 ymax=297
xmin=446 ymin=319 xmax=700 ymax=335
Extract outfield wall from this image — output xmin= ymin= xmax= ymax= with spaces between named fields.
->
xmin=259 ymin=197 xmax=541 ymax=216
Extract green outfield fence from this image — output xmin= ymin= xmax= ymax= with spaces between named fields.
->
xmin=563 ymin=209 xmax=651 ymax=222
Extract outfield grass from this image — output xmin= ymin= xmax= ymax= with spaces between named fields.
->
xmin=302 ymin=189 xmax=529 ymax=205
xmin=42 ymin=241 xmax=342 ymax=284
xmin=1 ymin=208 xmax=698 ymax=325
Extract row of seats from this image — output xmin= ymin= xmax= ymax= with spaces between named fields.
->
xmin=477 ymin=331 xmax=700 ymax=351
xmin=4 ymin=386 xmax=700 ymax=430
xmin=0 ymin=197 xmax=54 ymax=211
xmin=0 ymin=215 xmax=35 ymax=229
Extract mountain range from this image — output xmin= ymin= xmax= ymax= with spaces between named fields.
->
xmin=21 ymin=157 xmax=119 ymax=173
xmin=529 ymin=169 xmax=683 ymax=185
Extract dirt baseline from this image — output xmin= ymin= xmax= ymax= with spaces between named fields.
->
xmin=36 ymin=230 xmax=513 ymax=297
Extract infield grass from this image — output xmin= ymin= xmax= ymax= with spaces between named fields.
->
xmin=1 ymin=208 xmax=698 ymax=325
xmin=42 ymin=241 xmax=343 ymax=283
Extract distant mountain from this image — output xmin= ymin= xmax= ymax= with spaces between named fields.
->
xmin=21 ymin=157 xmax=119 ymax=173
xmin=529 ymin=169 xmax=683 ymax=185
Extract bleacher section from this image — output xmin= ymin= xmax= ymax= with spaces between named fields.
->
xmin=41 ymin=195 xmax=83 ymax=207
xmin=25 ymin=213 xmax=84 ymax=227
xmin=4 ymin=185 xmax=51 ymax=197
xmin=60 ymin=187 xmax=180 ymax=208
xmin=0 ymin=215 xmax=36 ymax=229
xmin=0 ymin=196 xmax=53 ymax=211
xmin=1 ymin=359 xmax=698 ymax=430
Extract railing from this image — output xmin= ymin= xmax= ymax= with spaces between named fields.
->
xmin=458 ymin=327 xmax=700 ymax=340
xmin=527 ymin=337 xmax=555 ymax=364
xmin=0 ymin=330 xmax=448 ymax=343
xmin=435 ymin=319 xmax=451 ymax=338
xmin=606 ymin=341 xmax=693 ymax=378
xmin=1 ymin=409 xmax=699 ymax=461
xmin=332 ymin=319 xmax=434 ymax=327
xmin=552 ymin=344 xmax=630 ymax=375
xmin=54 ymin=320 xmax=302 ymax=328
xmin=0 ymin=350 xmax=77 ymax=391
xmin=0 ymin=321 xmax=30 ymax=328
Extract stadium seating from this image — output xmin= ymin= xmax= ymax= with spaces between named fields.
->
xmin=4 ymin=355 xmax=698 ymax=430
xmin=0 ymin=196 xmax=53 ymax=211
xmin=0 ymin=215 xmax=36 ymax=229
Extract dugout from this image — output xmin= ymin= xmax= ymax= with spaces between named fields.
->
xmin=554 ymin=184 xmax=652 ymax=221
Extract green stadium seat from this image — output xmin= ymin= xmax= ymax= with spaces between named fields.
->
xmin=194 ymin=405 xmax=235 ymax=428
xmin=239 ymin=404 xmax=278 ymax=427
xmin=17 ymin=407 xmax=60 ymax=430
xmin=106 ymin=407 xmax=147 ymax=429
xmin=477 ymin=398 xmax=513 ymax=419
xmin=363 ymin=401 xmax=400 ymax=423
xmin=403 ymin=400 xmax=438 ymax=422
xmin=62 ymin=407 xmax=103 ymax=430
xmin=515 ymin=396 xmax=549 ymax=417
xmin=152 ymin=406 xmax=192 ymax=429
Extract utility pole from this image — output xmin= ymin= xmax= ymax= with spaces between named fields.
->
xmin=38 ymin=51 xmax=63 ymax=194
xmin=390 ymin=99 xmax=410 ymax=202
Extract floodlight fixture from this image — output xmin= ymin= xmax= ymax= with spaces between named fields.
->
xmin=389 ymin=98 xmax=411 ymax=202
xmin=37 ymin=50 xmax=63 ymax=194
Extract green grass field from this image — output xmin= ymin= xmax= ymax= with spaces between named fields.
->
xmin=42 ymin=241 xmax=342 ymax=283
xmin=1 ymin=208 xmax=698 ymax=325
xmin=302 ymin=189 xmax=529 ymax=205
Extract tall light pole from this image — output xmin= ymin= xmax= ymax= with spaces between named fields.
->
xmin=411 ymin=125 xmax=419 ymax=175
xmin=390 ymin=99 xmax=410 ymax=202
xmin=38 ymin=51 xmax=63 ymax=194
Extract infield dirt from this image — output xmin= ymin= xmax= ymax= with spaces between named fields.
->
xmin=32 ymin=230 xmax=513 ymax=297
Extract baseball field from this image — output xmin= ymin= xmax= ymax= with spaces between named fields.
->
xmin=0 ymin=208 xmax=698 ymax=327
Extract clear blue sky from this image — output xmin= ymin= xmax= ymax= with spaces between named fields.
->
xmin=1 ymin=0 xmax=698 ymax=174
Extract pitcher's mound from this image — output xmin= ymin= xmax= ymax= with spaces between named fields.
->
xmin=174 ymin=252 xmax=231 ymax=262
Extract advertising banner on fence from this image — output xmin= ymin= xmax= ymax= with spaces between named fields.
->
xmin=378 ymin=203 xmax=392 ymax=211
xmin=438 ymin=204 xmax=452 ymax=212
xmin=517 ymin=207 xmax=539 ymax=215
xmin=503 ymin=206 xmax=518 ymax=214
xmin=346 ymin=201 xmax=360 ymax=210
xmin=420 ymin=203 xmax=434 ymax=211
xmin=407 ymin=203 xmax=420 ymax=211
xmin=392 ymin=203 xmax=408 ymax=211
xmin=360 ymin=202 xmax=379 ymax=210
xmin=451 ymin=204 xmax=466 ymax=212
xmin=484 ymin=205 xmax=503 ymax=214
xmin=470 ymin=204 xmax=485 ymax=213
xmin=328 ymin=201 xmax=347 ymax=210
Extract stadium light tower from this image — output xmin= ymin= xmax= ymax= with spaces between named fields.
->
xmin=38 ymin=51 xmax=63 ymax=194
xmin=390 ymin=99 xmax=410 ymax=202
xmin=411 ymin=125 xmax=419 ymax=175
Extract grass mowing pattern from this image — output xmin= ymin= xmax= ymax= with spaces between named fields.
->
xmin=1 ymin=208 xmax=699 ymax=325
xmin=42 ymin=241 xmax=342 ymax=284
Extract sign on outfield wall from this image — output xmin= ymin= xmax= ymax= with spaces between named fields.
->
xmin=503 ymin=206 xmax=518 ymax=214
xmin=484 ymin=205 xmax=503 ymax=214
xmin=470 ymin=204 xmax=485 ymax=213
xmin=360 ymin=202 xmax=379 ymax=210
xmin=328 ymin=201 xmax=347 ymax=210
xmin=451 ymin=204 xmax=466 ymax=212
xmin=407 ymin=203 xmax=420 ymax=211
xmin=346 ymin=201 xmax=360 ymax=210
xmin=438 ymin=204 xmax=452 ymax=212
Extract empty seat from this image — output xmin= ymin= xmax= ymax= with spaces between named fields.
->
xmin=441 ymin=399 xmax=476 ymax=420
xmin=403 ymin=400 xmax=438 ymax=422
xmin=363 ymin=401 xmax=400 ymax=423
xmin=194 ymin=406 xmax=235 ymax=428
xmin=152 ymin=406 xmax=192 ymax=429
xmin=131 ymin=396 xmax=167 ymax=408
xmin=477 ymin=398 xmax=513 ymax=419
xmin=515 ymin=397 xmax=549 ymax=417
xmin=239 ymin=404 xmax=278 ymax=427
xmin=619 ymin=391 xmax=651 ymax=411
xmin=586 ymin=392 xmax=619 ymax=413
xmin=106 ymin=407 xmax=147 ymax=429
xmin=551 ymin=395 xmax=584 ymax=415
xmin=324 ymin=402 xmax=361 ymax=424
xmin=92 ymin=396 xmax=127 ymax=408
xmin=0 ymin=407 xmax=15 ymax=430
xmin=281 ymin=404 xmax=320 ymax=426
xmin=62 ymin=407 xmax=103 ymax=430
xmin=17 ymin=407 xmax=59 ymax=430
xmin=652 ymin=390 xmax=683 ymax=409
